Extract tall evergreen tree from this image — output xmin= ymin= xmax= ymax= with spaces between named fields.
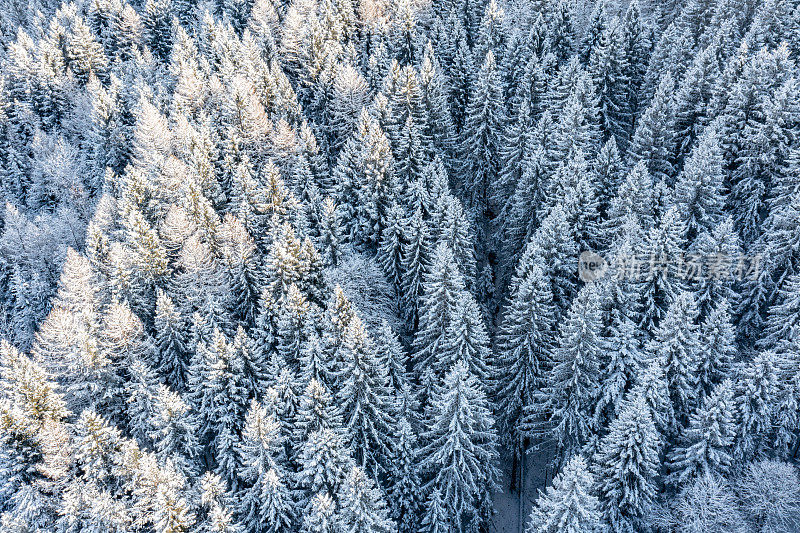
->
xmin=459 ymin=50 xmax=505 ymax=212
xmin=666 ymin=379 xmax=736 ymax=486
xmin=421 ymin=361 xmax=499 ymax=531
xmin=546 ymin=283 xmax=603 ymax=459
xmin=526 ymin=455 xmax=600 ymax=533
xmin=594 ymin=395 xmax=661 ymax=533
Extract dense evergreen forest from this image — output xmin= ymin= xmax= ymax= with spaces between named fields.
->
xmin=1 ymin=0 xmax=800 ymax=530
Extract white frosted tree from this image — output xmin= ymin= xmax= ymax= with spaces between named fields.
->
xmin=594 ymin=395 xmax=661 ymax=533
xmin=666 ymin=379 xmax=736 ymax=486
xmin=526 ymin=455 xmax=600 ymax=533
xmin=421 ymin=361 xmax=499 ymax=531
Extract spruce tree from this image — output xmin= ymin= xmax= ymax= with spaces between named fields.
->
xmin=666 ymin=379 xmax=736 ymax=486
xmin=526 ymin=455 xmax=600 ymax=533
xmin=646 ymin=290 xmax=702 ymax=434
xmin=422 ymin=360 xmax=499 ymax=531
xmin=546 ymin=283 xmax=603 ymax=458
xmin=459 ymin=50 xmax=505 ymax=212
xmin=494 ymin=262 xmax=555 ymax=464
xmin=594 ymin=395 xmax=661 ymax=533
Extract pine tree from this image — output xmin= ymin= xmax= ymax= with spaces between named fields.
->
xmin=294 ymin=378 xmax=343 ymax=448
xmin=734 ymin=351 xmax=780 ymax=461
xmin=691 ymin=218 xmax=742 ymax=320
xmin=603 ymin=160 xmax=656 ymax=249
xmin=154 ymin=289 xmax=190 ymax=391
xmin=419 ymin=486 xmax=450 ymax=533
xmin=646 ymin=290 xmax=702 ymax=434
xmin=143 ymin=0 xmax=174 ymax=62
xmin=494 ymin=261 xmax=555 ymax=461
xmin=420 ymin=42 xmax=457 ymax=167
xmin=442 ymin=291 xmax=490 ymax=381
xmin=188 ymin=329 xmax=248 ymax=487
xmin=400 ymin=208 xmax=432 ymax=326
xmin=502 ymin=121 xmax=553 ymax=266
xmin=125 ymin=358 xmax=161 ymax=447
xmin=296 ymin=428 xmax=353 ymax=505
xmin=666 ymin=379 xmax=736 ymax=486
xmin=149 ymin=384 xmax=200 ymax=479
xmin=640 ymin=206 xmax=687 ymax=330
xmin=631 ymin=357 xmax=674 ymax=438
xmin=337 ymin=315 xmax=396 ymax=475
xmin=236 ymin=399 xmax=293 ymax=533
xmin=221 ymin=215 xmax=263 ymax=326
xmin=299 ymin=492 xmax=337 ymax=533
xmin=374 ymin=320 xmax=409 ymax=390
xmin=388 ymin=416 xmax=422 ymax=533
xmin=696 ymin=299 xmax=737 ymax=398
xmin=628 ymin=73 xmax=676 ymax=184
xmin=545 ymin=0 xmax=577 ymax=62
xmin=516 ymin=205 xmax=578 ymax=323
xmin=459 ymin=50 xmax=505 ymax=212
xmin=318 ymin=197 xmax=345 ymax=267
xmin=526 ymin=455 xmax=600 ymax=533
xmin=422 ymin=361 xmax=499 ymax=531
xmin=594 ymin=138 xmax=624 ymax=218
xmin=199 ymin=472 xmax=242 ymax=533
xmin=594 ymin=395 xmax=661 ymax=533
xmin=337 ymin=466 xmax=396 ymax=533
xmin=65 ymin=17 xmax=109 ymax=84
xmin=333 ymin=108 xmax=394 ymax=246
xmin=430 ymin=192 xmax=477 ymax=286
xmin=275 ymin=284 xmax=311 ymax=368
xmin=673 ymin=123 xmax=726 ymax=240
xmin=413 ymin=242 xmax=466 ymax=378
xmin=377 ymin=201 xmax=406 ymax=291
xmin=618 ymin=0 xmax=650 ymax=148
xmin=0 ymin=340 xmax=69 ymax=523
xmin=595 ymin=308 xmax=643 ymax=431
xmin=546 ymin=283 xmax=603 ymax=458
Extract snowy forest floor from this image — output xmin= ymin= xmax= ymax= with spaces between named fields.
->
xmin=493 ymin=447 xmax=555 ymax=533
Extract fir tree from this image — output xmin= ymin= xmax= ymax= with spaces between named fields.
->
xmin=666 ymin=379 xmax=736 ymax=486
xmin=546 ymin=283 xmax=603 ymax=458
xmin=421 ymin=361 xmax=499 ymax=531
xmin=459 ymin=50 xmax=505 ymax=212
xmin=646 ymin=291 xmax=702 ymax=434
xmin=526 ymin=455 xmax=600 ymax=533
xmin=594 ymin=395 xmax=661 ymax=533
